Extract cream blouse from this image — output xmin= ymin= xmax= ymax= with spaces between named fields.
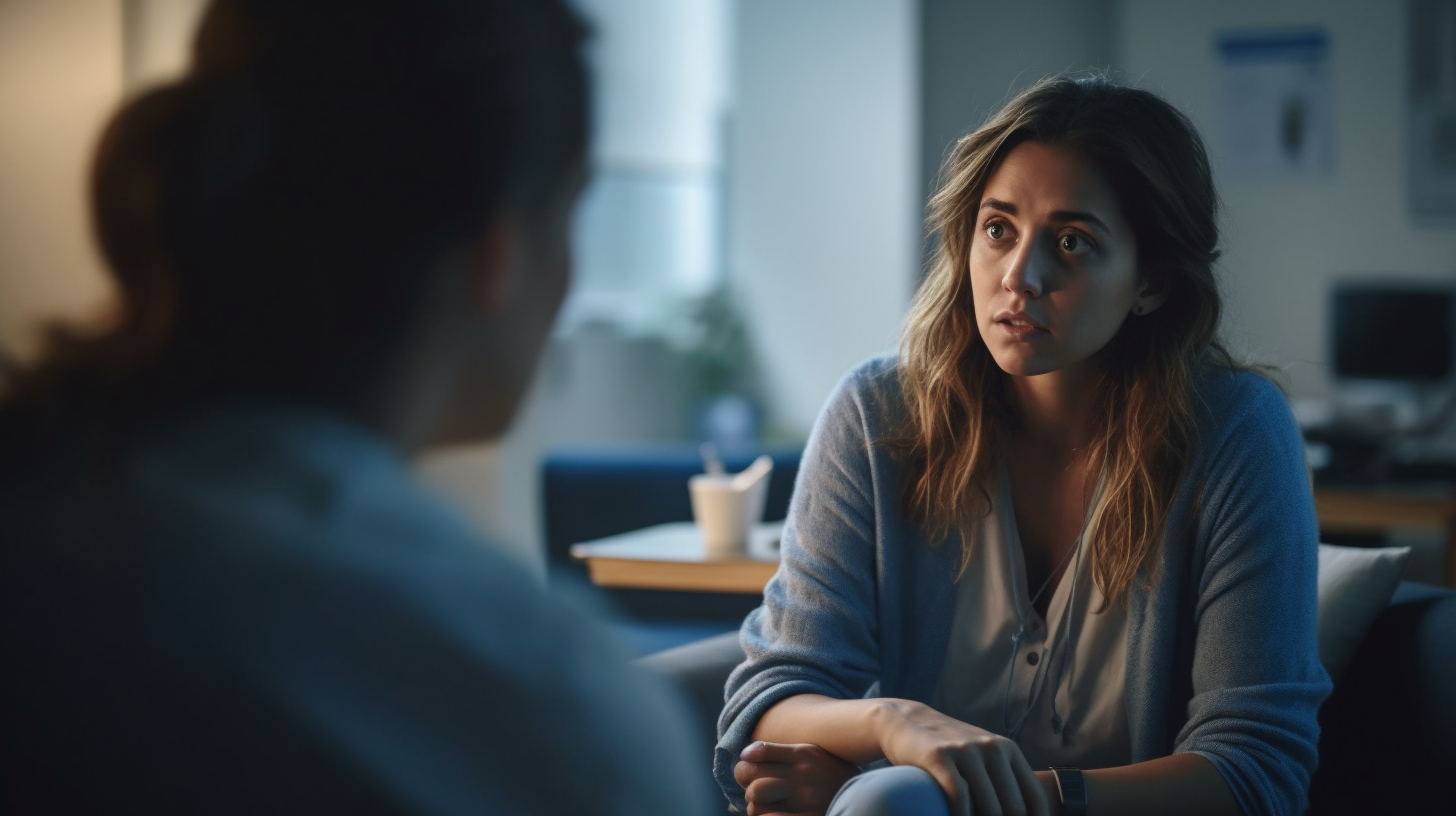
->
xmin=933 ymin=467 xmax=1131 ymax=770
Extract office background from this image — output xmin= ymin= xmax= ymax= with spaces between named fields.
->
xmin=2 ymin=0 xmax=1453 ymax=577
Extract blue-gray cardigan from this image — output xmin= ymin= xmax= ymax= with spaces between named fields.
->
xmin=716 ymin=356 xmax=1331 ymax=816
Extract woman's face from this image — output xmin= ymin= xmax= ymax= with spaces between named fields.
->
xmin=970 ymin=140 xmax=1145 ymax=381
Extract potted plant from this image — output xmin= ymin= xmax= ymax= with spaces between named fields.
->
xmin=673 ymin=283 xmax=760 ymax=449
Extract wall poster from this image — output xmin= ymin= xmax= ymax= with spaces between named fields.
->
xmin=1215 ymin=28 xmax=1333 ymax=178
xmin=1409 ymin=0 xmax=1456 ymax=222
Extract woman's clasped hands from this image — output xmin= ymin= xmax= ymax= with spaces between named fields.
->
xmin=875 ymin=699 xmax=1053 ymax=816
xmin=735 ymin=741 xmax=860 ymax=816
xmin=739 ymin=700 xmax=1053 ymax=816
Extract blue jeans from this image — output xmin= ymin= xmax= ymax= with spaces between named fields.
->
xmin=827 ymin=765 xmax=951 ymax=816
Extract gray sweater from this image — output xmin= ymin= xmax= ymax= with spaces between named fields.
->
xmin=716 ymin=356 xmax=1331 ymax=816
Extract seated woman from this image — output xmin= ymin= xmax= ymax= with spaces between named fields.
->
xmin=0 ymin=1 xmax=711 ymax=813
xmin=720 ymin=75 xmax=1328 ymax=816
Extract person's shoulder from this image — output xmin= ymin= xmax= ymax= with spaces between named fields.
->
xmin=822 ymin=353 xmax=906 ymax=424
xmin=4 ymin=405 xmax=712 ymax=813
xmin=1187 ymin=365 xmax=1303 ymax=474
xmin=843 ymin=353 xmax=901 ymax=383
xmin=307 ymin=539 xmax=712 ymax=814
xmin=1191 ymin=365 xmax=1291 ymax=430
xmin=841 ymin=353 xmax=902 ymax=392
xmin=124 ymin=400 xmax=558 ymax=628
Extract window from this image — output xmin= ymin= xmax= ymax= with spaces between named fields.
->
xmin=563 ymin=0 xmax=732 ymax=334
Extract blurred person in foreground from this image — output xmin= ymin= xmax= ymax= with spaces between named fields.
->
xmin=721 ymin=75 xmax=1329 ymax=816
xmin=0 ymin=1 xmax=711 ymax=813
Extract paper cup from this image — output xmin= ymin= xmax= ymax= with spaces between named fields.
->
xmin=689 ymin=473 xmax=769 ymax=558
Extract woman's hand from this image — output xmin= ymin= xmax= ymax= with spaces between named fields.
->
xmin=734 ymin=741 xmax=860 ymax=816
xmin=872 ymin=699 xmax=1052 ymax=816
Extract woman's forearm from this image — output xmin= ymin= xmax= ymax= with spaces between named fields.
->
xmin=1033 ymin=753 xmax=1241 ymax=816
xmin=757 ymin=696 xmax=1243 ymax=816
xmin=750 ymin=693 xmax=906 ymax=766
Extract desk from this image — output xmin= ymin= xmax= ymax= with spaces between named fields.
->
xmin=1313 ymin=486 xmax=1456 ymax=587
xmin=570 ymin=522 xmax=782 ymax=594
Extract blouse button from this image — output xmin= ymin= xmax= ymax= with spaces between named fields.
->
xmin=1026 ymin=651 xmax=1040 ymax=666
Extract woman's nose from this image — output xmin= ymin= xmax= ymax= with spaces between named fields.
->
xmin=1002 ymin=241 xmax=1047 ymax=297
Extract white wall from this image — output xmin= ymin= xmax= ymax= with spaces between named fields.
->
xmin=920 ymin=0 xmax=1117 ymax=222
xmin=0 ymin=0 xmax=206 ymax=362
xmin=574 ymin=0 xmax=730 ymax=171
xmin=730 ymin=0 xmax=920 ymax=437
xmin=121 ymin=0 xmax=207 ymax=90
xmin=0 ymin=0 xmax=124 ymax=360
xmin=1119 ymin=0 xmax=1456 ymax=399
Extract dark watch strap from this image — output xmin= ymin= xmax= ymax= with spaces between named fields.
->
xmin=1049 ymin=767 xmax=1089 ymax=816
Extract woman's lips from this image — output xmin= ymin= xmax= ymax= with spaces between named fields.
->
xmin=994 ymin=312 xmax=1048 ymax=340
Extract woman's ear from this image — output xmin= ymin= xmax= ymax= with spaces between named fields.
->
xmin=467 ymin=215 xmax=526 ymax=315
xmin=1131 ymin=273 xmax=1171 ymax=317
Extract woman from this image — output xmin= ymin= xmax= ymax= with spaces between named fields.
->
xmin=719 ymin=75 xmax=1329 ymax=816
xmin=0 ymin=1 xmax=711 ymax=813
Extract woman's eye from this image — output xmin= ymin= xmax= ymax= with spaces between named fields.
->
xmin=1059 ymin=233 xmax=1093 ymax=255
xmin=985 ymin=221 xmax=1006 ymax=241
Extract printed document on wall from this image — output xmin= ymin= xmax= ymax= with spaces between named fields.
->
xmin=1215 ymin=29 xmax=1333 ymax=178
xmin=1408 ymin=0 xmax=1456 ymax=222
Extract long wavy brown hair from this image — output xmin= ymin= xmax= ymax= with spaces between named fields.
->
xmin=894 ymin=74 xmax=1240 ymax=606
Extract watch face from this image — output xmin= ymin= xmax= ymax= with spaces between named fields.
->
xmin=1050 ymin=768 xmax=1089 ymax=815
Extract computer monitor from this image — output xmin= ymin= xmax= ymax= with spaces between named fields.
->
xmin=1305 ymin=282 xmax=1456 ymax=484
xmin=1332 ymin=281 xmax=1454 ymax=383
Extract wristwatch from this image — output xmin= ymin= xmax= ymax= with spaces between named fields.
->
xmin=1048 ymin=767 xmax=1088 ymax=816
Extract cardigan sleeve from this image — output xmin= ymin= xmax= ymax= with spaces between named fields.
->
xmin=712 ymin=361 xmax=893 ymax=812
xmin=1176 ymin=373 xmax=1332 ymax=816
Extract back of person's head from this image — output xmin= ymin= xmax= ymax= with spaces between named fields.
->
xmin=899 ymin=74 xmax=1237 ymax=605
xmin=1 ymin=0 xmax=588 ymax=446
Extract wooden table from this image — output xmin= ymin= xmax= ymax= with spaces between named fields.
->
xmin=1313 ymin=486 xmax=1456 ymax=587
xmin=573 ymin=489 xmax=1456 ymax=593
xmin=570 ymin=522 xmax=783 ymax=594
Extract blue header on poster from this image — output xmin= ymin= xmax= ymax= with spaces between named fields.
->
xmin=1216 ymin=29 xmax=1328 ymax=63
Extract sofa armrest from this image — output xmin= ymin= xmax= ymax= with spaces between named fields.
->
xmin=639 ymin=631 xmax=745 ymax=813
xmin=1308 ymin=580 xmax=1456 ymax=814
xmin=641 ymin=630 xmax=745 ymax=742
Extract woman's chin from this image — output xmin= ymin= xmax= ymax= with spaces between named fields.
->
xmin=988 ymin=350 xmax=1058 ymax=378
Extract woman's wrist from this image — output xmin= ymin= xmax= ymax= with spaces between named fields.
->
xmin=866 ymin=697 xmax=919 ymax=753
xmin=756 ymin=694 xmax=904 ymax=766
xmin=1036 ymin=770 xmax=1064 ymax=816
